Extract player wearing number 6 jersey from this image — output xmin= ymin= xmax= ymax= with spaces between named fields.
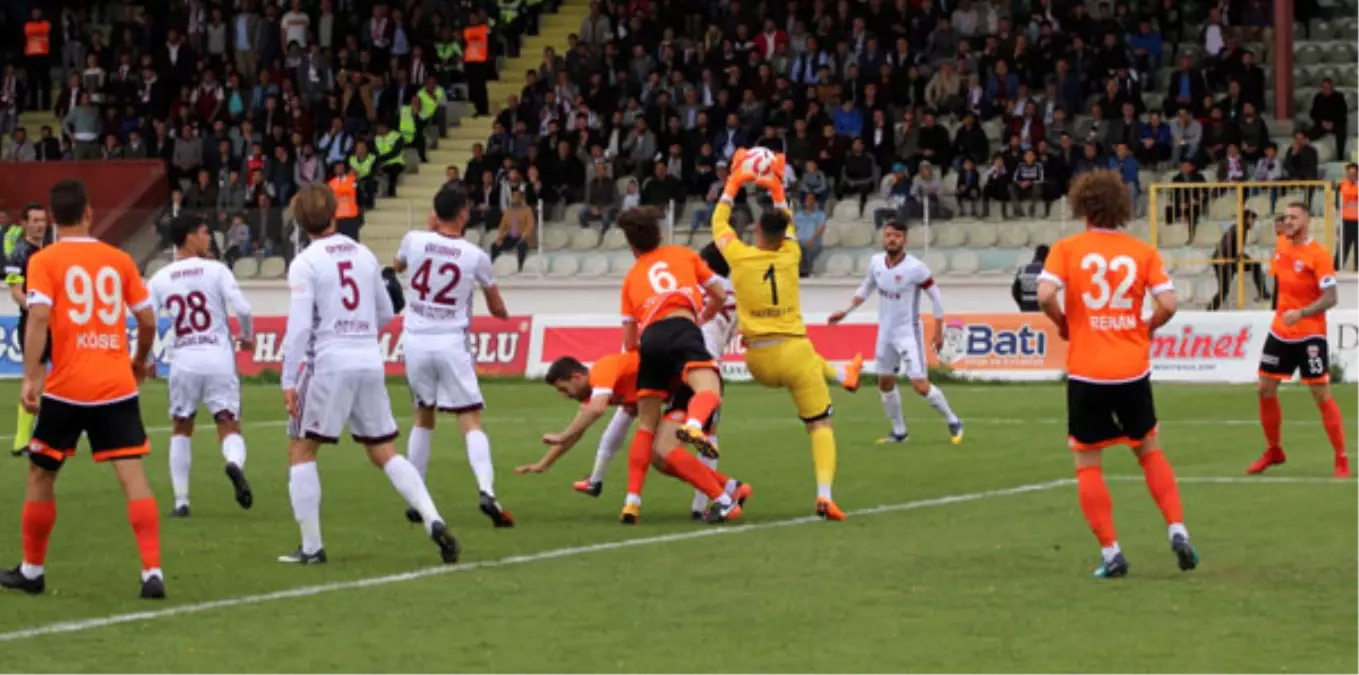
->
xmin=278 ymin=185 xmax=460 ymax=566
xmin=148 ymin=215 xmax=256 ymax=517
xmin=1036 ymin=170 xmax=1197 ymax=579
xmin=394 ymin=186 xmax=515 ymax=527
xmin=712 ymin=149 xmax=864 ymax=521
xmin=0 ymin=180 xmax=165 ymax=599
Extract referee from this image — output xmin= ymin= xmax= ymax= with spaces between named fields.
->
xmin=7 ymin=203 xmax=51 ymax=455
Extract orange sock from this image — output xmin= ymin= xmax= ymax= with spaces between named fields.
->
xmin=126 ymin=498 xmax=162 ymax=571
xmin=21 ymin=500 xmax=56 ymax=566
xmin=684 ymin=390 xmax=721 ymax=429
xmin=626 ymin=428 xmax=655 ymax=498
xmin=1259 ymin=395 xmax=1283 ymax=450
xmin=1318 ymin=398 xmax=1349 ymax=458
xmin=1075 ymin=465 xmax=1117 ymax=547
xmin=663 ymin=448 xmax=725 ymax=499
xmin=1138 ymin=449 xmax=1184 ymax=525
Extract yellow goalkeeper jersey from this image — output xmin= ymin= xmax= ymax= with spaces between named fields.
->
xmin=710 ymin=202 xmax=806 ymax=340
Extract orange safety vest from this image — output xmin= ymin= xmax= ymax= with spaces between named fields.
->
xmin=329 ymin=175 xmax=359 ymax=219
xmin=24 ymin=21 xmax=51 ymax=56
xmin=1342 ymin=179 xmax=1358 ymax=221
xmin=463 ymin=25 xmax=488 ymax=63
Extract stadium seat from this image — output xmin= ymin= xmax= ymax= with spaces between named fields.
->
xmin=965 ymin=221 xmax=998 ymax=247
xmin=922 ymin=251 xmax=948 ymax=274
xmin=976 ymin=248 xmax=1017 ymax=274
xmin=233 ymin=258 xmax=259 ymax=278
xmin=579 ymin=253 xmax=610 ymax=277
xmin=1192 ymin=225 xmax=1223 ymax=248
xmin=609 ymin=252 xmax=635 ymax=274
xmin=548 ymin=253 xmax=580 ymax=277
xmin=824 ymin=252 xmax=855 ymax=277
xmin=479 ymin=228 xmax=500 ymax=249
xmin=933 ymin=223 xmax=967 ymax=248
xmin=145 ymin=258 xmax=168 ymax=277
xmin=913 ymin=222 xmax=937 ymax=246
xmin=1173 ymin=276 xmax=1195 ymax=305
xmin=819 ymin=225 xmax=842 ymax=248
xmin=600 ymin=227 xmax=628 ymax=250
xmin=542 ymin=225 xmax=571 ymax=252
xmin=863 ymin=198 xmax=888 ymax=215
xmin=854 ymin=250 xmax=874 ymax=275
xmin=949 ymin=250 xmax=980 ymax=275
xmin=521 ymin=253 xmax=547 ymax=276
xmin=258 ymin=257 xmax=287 ymax=279
xmin=830 ymin=200 xmax=861 ymax=221
xmin=690 ymin=231 xmax=713 ymax=250
xmin=569 ymin=228 xmax=601 ymax=250
xmin=1195 ymin=277 xmax=1221 ymax=306
xmin=1159 ymin=225 xmax=1190 ymax=247
xmin=839 ymin=221 xmax=875 ymax=248
xmin=492 ymin=254 xmax=519 ymax=277
xmin=212 ymin=232 xmax=226 ymax=253
xmin=997 ymin=223 xmax=1029 ymax=247
xmin=561 ymin=203 xmax=584 ymax=226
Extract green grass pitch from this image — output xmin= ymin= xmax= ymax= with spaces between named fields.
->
xmin=0 ymin=379 xmax=1353 ymax=673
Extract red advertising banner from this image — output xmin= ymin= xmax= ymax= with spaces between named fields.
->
xmin=231 ymin=315 xmax=533 ymax=376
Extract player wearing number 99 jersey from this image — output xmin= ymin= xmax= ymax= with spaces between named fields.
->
xmin=277 ymin=184 xmax=459 ymax=566
xmin=0 ymin=180 xmax=166 ymax=599
xmin=394 ymin=186 xmax=515 ymax=527
xmin=1036 ymin=170 xmax=1196 ymax=579
xmin=147 ymin=215 xmax=256 ymax=518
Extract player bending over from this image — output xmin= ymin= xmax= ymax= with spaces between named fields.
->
xmin=394 ymin=186 xmax=515 ymax=527
xmin=712 ymin=150 xmax=865 ymax=521
xmin=148 ymin=215 xmax=256 ymax=517
xmin=828 ymin=220 xmax=963 ymax=444
xmin=6 ymin=202 xmax=48 ymax=456
xmin=1248 ymin=202 xmax=1349 ymax=477
xmin=278 ymin=184 xmax=459 ymax=565
xmin=615 ymin=207 xmax=741 ymax=523
xmin=0 ymin=180 xmax=165 ymax=598
xmin=518 ymin=353 xmax=751 ymax=520
xmin=1036 ymin=170 xmax=1198 ymax=578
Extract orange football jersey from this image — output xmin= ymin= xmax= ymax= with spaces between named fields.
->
xmin=588 ymin=351 xmax=641 ymax=407
xmin=1270 ymin=236 xmax=1336 ymax=341
xmin=620 ymin=245 xmax=714 ymax=329
xmin=25 ymin=238 xmax=150 ymax=404
xmin=1040 ymin=230 xmax=1173 ymax=382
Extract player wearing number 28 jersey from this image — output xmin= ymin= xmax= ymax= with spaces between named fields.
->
xmin=278 ymin=185 xmax=459 ymax=566
xmin=148 ymin=216 xmax=256 ymax=517
xmin=0 ymin=180 xmax=166 ymax=599
xmin=1037 ymin=170 xmax=1197 ymax=579
xmin=394 ymin=186 xmax=514 ymax=527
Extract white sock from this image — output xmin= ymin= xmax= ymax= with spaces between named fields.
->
xmin=464 ymin=429 xmax=495 ymax=497
xmin=880 ymin=389 xmax=907 ymax=436
xmin=1168 ymin=522 xmax=1189 ymax=542
xmin=692 ymin=453 xmax=718 ymax=512
xmin=625 ymin=492 xmax=642 ymax=506
xmin=221 ymin=433 xmax=246 ymax=469
xmin=289 ymin=462 xmax=323 ymax=554
xmin=830 ymin=364 xmax=846 ymax=383
xmin=817 ymin=484 xmax=832 ymax=501
xmin=1101 ymin=543 xmax=1122 ymax=563
xmin=20 ymin=562 xmax=43 ymax=580
xmin=141 ymin=567 xmax=163 ymax=582
xmin=924 ymin=385 xmax=960 ymax=424
xmin=169 ymin=434 xmax=192 ymax=508
xmin=592 ymin=409 xmax=632 ymax=484
xmin=407 ymin=425 xmax=433 ymax=480
xmin=384 ymin=455 xmax=442 ymax=533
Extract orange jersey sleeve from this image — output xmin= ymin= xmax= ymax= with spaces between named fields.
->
xmin=1271 ymin=238 xmax=1336 ymax=340
xmin=28 ymin=240 xmax=145 ymax=404
xmin=1041 ymin=230 xmax=1171 ymax=383
xmin=620 ymin=246 xmax=714 ymax=329
xmin=588 ymin=352 xmax=640 ymax=407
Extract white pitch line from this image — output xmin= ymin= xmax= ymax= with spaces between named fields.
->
xmin=1111 ymin=474 xmax=1356 ymax=485
xmin=0 ymin=479 xmax=1073 ymax=643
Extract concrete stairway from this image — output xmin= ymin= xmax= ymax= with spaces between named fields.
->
xmin=363 ymin=1 xmax=590 ymax=264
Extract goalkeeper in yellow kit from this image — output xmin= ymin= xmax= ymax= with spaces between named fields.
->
xmin=709 ymin=149 xmax=865 ymax=520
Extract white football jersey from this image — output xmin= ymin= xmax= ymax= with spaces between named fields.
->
xmin=855 ymin=252 xmax=934 ymax=334
xmin=395 ymin=230 xmax=495 ymax=347
xmin=281 ymin=234 xmax=394 ymax=388
xmin=148 ymin=257 xmax=253 ymax=373
xmin=702 ymin=274 xmax=739 ymax=358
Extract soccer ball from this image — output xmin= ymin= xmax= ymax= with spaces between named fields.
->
xmin=736 ymin=147 xmax=779 ymax=180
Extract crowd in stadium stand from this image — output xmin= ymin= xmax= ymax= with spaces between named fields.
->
xmin=0 ymin=0 xmax=1353 ymax=275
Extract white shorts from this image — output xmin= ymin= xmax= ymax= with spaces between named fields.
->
xmin=405 ymin=346 xmax=484 ymax=413
xmin=702 ymin=313 xmax=737 ymax=359
xmin=289 ymin=367 xmax=399 ymax=444
xmin=168 ymin=369 xmax=242 ymax=421
xmin=876 ymin=326 xmax=927 ymax=380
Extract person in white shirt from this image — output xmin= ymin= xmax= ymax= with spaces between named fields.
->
xmin=147 ymin=216 xmax=256 ymax=516
xmin=281 ymin=0 xmax=311 ymax=49
xmin=278 ymin=184 xmax=459 ymax=565
xmin=393 ymin=186 xmax=514 ymax=527
xmin=828 ymin=221 xmax=963 ymax=444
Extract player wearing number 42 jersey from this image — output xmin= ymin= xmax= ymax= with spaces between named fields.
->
xmin=278 ymin=185 xmax=460 ymax=566
xmin=148 ymin=215 xmax=256 ymax=517
xmin=394 ymin=186 xmax=515 ymax=527
xmin=1248 ymin=202 xmax=1349 ymax=477
xmin=1037 ymin=170 xmax=1198 ymax=579
xmin=0 ymin=180 xmax=166 ymax=599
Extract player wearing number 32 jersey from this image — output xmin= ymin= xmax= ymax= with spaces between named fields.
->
xmin=0 ymin=180 xmax=166 ymax=600
xmin=1037 ymin=170 xmax=1197 ymax=579
xmin=148 ymin=215 xmax=256 ymax=518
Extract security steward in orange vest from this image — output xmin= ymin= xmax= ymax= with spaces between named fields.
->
xmin=24 ymin=9 xmax=52 ymax=111
xmin=329 ymin=161 xmax=363 ymax=241
xmin=1340 ymin=163 xmax=1358 ymax=271
xmin=462 ymin=12 xmax=491 ymax=117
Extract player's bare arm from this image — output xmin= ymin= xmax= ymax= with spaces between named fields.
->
xmin=698 ymin=277 xmax=725 ymax=324
xmin=1037 ymin=279 xmax=1067 ymax=340
xmin=1148 ymin=288 xmax=1178 ymax=334
xmin=828 ymin=294 xmax=866 ymax=325
xmin=621 ymin=319 xmax=638 ymax=351
xmin=131 ymin=304 xmax=157 ymax=382
xmin=1283 ymin=284 xmax=1337 ymax=326
xmin=8 ymin=278 xmax=25 ymax=310
xmin=543 ymin=394 xmax=611 ymax=449
xmin=19 ymin=302 xmax=49 ymax=413
xmin=923 ymin=280 xmax=946 ymax=352
xmin=482 ymin=284 xmax=509 ymax=320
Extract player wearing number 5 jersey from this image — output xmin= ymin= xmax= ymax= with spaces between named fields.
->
xmin=712 ymin=149 xmax=864 ymax=521
xmin=278 ymin=185 xmax=460 ymax=566
xmin=1037 ymin=170 xmax=1197 ymax=579
xmin=0 ymin=180 xmax=166 ymax=599
xmin=148 ymin=216 xmax=257 ymax=518
xmin=394 ymin=186 xmax=515 ymax=527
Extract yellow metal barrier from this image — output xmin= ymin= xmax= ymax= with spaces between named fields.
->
xmin=1148 ymin=181 xmax=1336 ymax=310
